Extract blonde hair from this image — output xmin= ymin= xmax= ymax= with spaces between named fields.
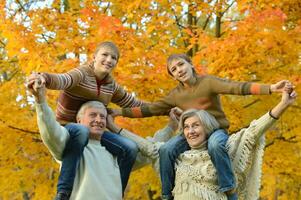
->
xmin=179 ymin=109 xmax=220 ymax=136
xmin=94 ymin=41 xmax=120 ymax=61
xmin=76 ymin=101 xmax=107 ymax=121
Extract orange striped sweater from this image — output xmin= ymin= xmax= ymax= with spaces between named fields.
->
xmin=42 ymin=64 xmax=143 ymax=124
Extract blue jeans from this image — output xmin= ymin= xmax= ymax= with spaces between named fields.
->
xmin=57 ymin=123 xmax=89 ymax=193
xmin=57 ymin=123 xmax=138 ymax=194
xmin=159 ymin=129 xmax=236 ymax=199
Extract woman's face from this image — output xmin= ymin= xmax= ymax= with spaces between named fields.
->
xmin=93 ymin=46 xmax=118 ymax=76
xmin=168 ymin=58 xmax=194 ymax=83
xmin=183 ymin=115 xmax=207 ymax=148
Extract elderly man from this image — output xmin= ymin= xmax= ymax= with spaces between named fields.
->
xmin=28 ymin=80 xmax=123 ymax=200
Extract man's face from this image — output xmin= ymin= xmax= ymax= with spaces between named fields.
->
xmin=93 ymin=46 xmax=118 ymax=76
xmin=183 ymin=115 xmax=206 ymax=148
xmin=79 ymin=107 xmax=107 ymax=135
xmin=168 ymin=58 xmax=194 ymax=83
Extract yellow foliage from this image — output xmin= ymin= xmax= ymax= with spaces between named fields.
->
xmin=0 ymin=0 xmax=300 ymax=199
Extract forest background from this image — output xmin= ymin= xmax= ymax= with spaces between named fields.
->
xmin=0 ymin=0 xmax=300 ymax=199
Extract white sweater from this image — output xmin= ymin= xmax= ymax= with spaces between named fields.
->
xmin=36 ymin=103 xmax=122 ymax=200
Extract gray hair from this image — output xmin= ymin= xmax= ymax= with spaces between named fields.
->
xmin=94 ymin=41 xmax=120 ymax=61
xmin=179 ymin=109 xmax=220 ymax=136
xmin=76 ymin=101 xmax=107 ymax=121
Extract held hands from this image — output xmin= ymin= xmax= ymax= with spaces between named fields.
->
xmin=107 ymin=108 xmax=122 ymax=117
xmin=26 ymin=73 xmax=46 ymax=103
xmin=168 ymin=107 xmax=183 ymax=131
xmin=106 ymin=114 xmax=121 ymax=133
xmin=281 ymin=83 xmax=297 ymax=106
xmin=270 ymin=80 xmax=294 ymax=93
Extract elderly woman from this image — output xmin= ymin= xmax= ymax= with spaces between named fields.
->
xmin=109 ymin=86 xmax=296 ymax=200
xmin=171 ymin=88 xmax=296 ymax=200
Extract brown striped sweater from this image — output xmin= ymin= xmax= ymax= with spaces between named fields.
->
xmin=122 ymin=75 xmax=271 ymax=129
xmin=42 ymin=64 xmax=144 ymax=124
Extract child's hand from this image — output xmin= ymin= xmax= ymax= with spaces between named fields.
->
xmin=270 ymin=80 xmax=294 ymax=93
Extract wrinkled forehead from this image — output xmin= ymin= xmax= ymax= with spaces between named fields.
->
xmin=183 ymin=115 xmax=201 ymax=125
xmin=85 ymin=106 xmax=107 ymax=115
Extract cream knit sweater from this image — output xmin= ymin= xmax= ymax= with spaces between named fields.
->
xmin=120 ymin=112 xmax=276 ymax=200
xmin=36 ymin=103 xmax=122 ymax=200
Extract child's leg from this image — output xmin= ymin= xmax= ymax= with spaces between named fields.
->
xmin=56 ymin=123 xmax=89 ymax=199
xmin=101 ymin=132 xmax=138 ymax=194
xmin=207 ymin=129 xmax=237 ymax=200
xmin=159 ymin=134 xmax=190 ymax=200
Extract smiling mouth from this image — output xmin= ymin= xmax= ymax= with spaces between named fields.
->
xmin=102 ymin=64 xmax=112 ymax=69
xmin=179 ymin=72 xmax=187 ymax=78
xmin=91 ymin=124 xmax=104 ymax=129
xmin=188 ymin=134 xmax=199 ymax=140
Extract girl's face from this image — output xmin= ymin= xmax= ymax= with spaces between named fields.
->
xmin=93 ymin=46 xmax=118 ymax=76
xmin=183 ymin=115 xmax=206 ymax=148
xmin=168 ymin=58 xmax=194 ymax=83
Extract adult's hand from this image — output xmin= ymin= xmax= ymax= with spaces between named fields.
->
xmin=168 ymin=107 xmax=183 ymax=131
xmin=106 ymin=114 xmax=121 ymax=133
xmin=270 ymin=80 xmax=294 ymax=93
xmin=107 ymin=108 xmax=122 ymax=117
xmin=26 ymin=77 xmax=46 ymax=103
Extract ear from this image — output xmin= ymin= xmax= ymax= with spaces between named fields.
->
xmin=76 ymin=117 xmax=81 ymax=123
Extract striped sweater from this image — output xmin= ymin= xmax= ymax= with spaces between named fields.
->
xmin=122 ymin=75 xmax=271 ymax=129
xmin=42 ymin=64 xmax=143 ymax=124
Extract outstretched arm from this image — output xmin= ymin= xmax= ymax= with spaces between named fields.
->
xmin=27 ymin=66 xmax=84 ymax=90
xmin=27 ymin=78 xmax=69 ymax=161
xmin=270 ymin=84 xmax=296 ymax=118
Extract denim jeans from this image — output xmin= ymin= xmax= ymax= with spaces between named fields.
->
xmin=159 ymin=129 xmax=236 ymax=199
xmin=57 ymin=123 xmax=138 ymax=195
xmin=57 ymin=123 xmax=89 ymax=193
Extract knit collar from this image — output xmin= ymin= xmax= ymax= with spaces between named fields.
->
xmin=190 ymin=140 xmax=207 ymax=150
xmin=179 ymin=75 xmax=199 ymax=89
xmin=88 ymin=63 xmax=114 ymax=84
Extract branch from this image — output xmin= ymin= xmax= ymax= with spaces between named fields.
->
xmin=16 ymin=0 xmax=27 ymax=12
xmin=265 ymin=135 xmax=297 ymax=148
xmin=8 ymin=125 xmax=39 ymax=135
xmin=292 ymin=105 xmax=301 ymax=110
xmin=103 ymin=2 xmax=111 ymax=14
xmin=171 ymin=8 xmax=188 ymax=47
xmin=122 ymin=17 xmax=128 ymax=24
xmin=0 ymin=119 xmax=39 ymax=135
xmin=243 ymin=99 xmax=261 ymax=108
xmin=221 ymin=1 xmax=236 ymax=16
xmin=202 ymin=13 xmax=212 ymax=30
xmin=41 ymin=33 xmax=51 ymax=44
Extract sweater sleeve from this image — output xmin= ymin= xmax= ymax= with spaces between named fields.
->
xmin=111 ymin=82 xmax=144 ymax=108
xmin=228 ymin=112 xmax=276 ymax=173
xmin=42 ymin=67 xmax=85 ymax=90
xmin=36 ymin=102 xmax=70 ymax=161
xmin=121 ymin=92 xmax=176 ymax=118
xmin=207 ymin=76 xmax=271 ymax=95
xmin=120 ymin=125 xmax=174 ymax=173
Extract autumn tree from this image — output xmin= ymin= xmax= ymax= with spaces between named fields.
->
xmin=0 ymin=0 xmax=300 ymax=199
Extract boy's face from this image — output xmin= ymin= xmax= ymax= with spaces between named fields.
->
xmin=183 ymin=115 xmax=206 ymax=148
xmin=79 ymin=107 xmax=107 ymax=135
xmin=93 ymin=46 xmax=118 ymax=76
xmin=168 ymin=58 xmax=194 ymax=83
